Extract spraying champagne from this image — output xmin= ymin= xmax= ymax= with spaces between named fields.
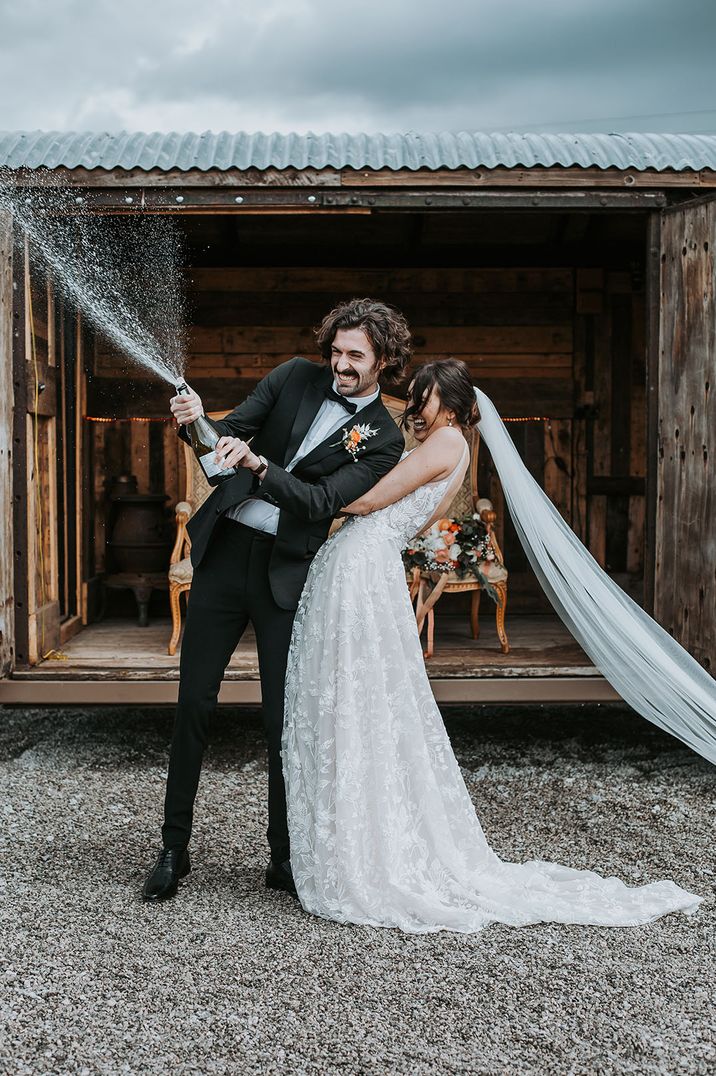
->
xmin=174 ymin=381 xmax=239 ymax=486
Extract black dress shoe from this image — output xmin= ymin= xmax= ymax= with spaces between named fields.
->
xmin=142 ymin=846 xmax=191 ymax=903
xmin=265 ymin=857 xmax=298 ymax=899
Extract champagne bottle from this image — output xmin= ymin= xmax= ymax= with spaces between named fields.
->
xmin=175 ymin=381 xmax=239 ymax=486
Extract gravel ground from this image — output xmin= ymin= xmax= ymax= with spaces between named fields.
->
xmin=1 ymin=702 xmax=714 ymax=1076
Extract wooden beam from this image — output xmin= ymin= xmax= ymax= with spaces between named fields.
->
xmin=11 ymin=238 xmax=29 ymax=667
xmin=59 ymin=614 xmax=84 ymax=646
xmin=159 ymin=323 xmax=573 ymax=355
xmin=433 ymin=677 xmax=621 ymax=703
xmin=11 ymin=167 xmax=342 ymax=189
xmin=643 ymin=211 xmax=661 ymax=616
xmin=0 ymin=211 xmax=14 ymax=677
xmin=19 ymin=187 xmax=668 ymax=213
xmin=75 ymin=313 xmax=88 ymax=622
xmin=7 ymin=164 xmax=714 ymax=190
xmin=342 ymin=167 xmax=716 ymax=189
xmin=24 ymin=358 xmax=57 ymax=416
xmin=653 ymin=198 xmax=716 ymax=669
xmin=0 ymin=676 xmax=621 ymax=705
xmin=188 ymin=266 xmax=575 ymax=293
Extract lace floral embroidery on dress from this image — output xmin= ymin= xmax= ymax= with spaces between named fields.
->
xmin=281 ymin=448 xmax=703 ymax=934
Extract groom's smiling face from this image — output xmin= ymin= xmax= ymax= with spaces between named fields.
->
xmin=330 ymin=327 xmax=384 ymax=398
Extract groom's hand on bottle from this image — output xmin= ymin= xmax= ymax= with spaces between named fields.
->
xmin=170 ymin=387 xmax=203 ymax=424
xmin=213 ymin=436 xmax=257 ymax=470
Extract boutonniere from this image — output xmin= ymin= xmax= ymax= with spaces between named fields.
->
xmin=330 ymin=422 xmax=379 ymax=461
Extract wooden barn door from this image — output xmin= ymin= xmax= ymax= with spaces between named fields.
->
xmin=652 ymin=197 xmax=716 ymax=672
xmin=25 ymin=259 xmax=62 ymax=663
xmin=11 ymin=240 xmax=68 ymax=666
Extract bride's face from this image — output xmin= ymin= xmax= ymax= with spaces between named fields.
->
xmin=406 ymin=381 xmax=455 ymax=443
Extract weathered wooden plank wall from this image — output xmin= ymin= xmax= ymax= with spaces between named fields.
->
xmin=0 ymin=211 xmax=14 ymax=676
xmin=575 ymin=269 xmax=647 ymax=590
xmin=89 ymin=419 xmax=185 ymax=575
xmin=11 ymin=254 xmax=89 ymax=666
xmin=25 ymin=272 xmax=60 ymax=662
xmin=54 ymin=305 xmax=85 ymax=638
xmin=656 ymin=202 xmax=716 ymax=671
xmin=87 ymin=262 xmax=649 ymax=610
xmin=94 ymin=265 xmax=576 ymax=418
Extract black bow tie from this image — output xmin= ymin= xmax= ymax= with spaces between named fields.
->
xmin=324 ymin=384 xmax=358 ymax=414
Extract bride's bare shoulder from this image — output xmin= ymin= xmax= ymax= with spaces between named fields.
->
xmin=410 ymin=426 xmax=467 ymax=479
xmin=422 ymin=426 xmax=467 ymax=463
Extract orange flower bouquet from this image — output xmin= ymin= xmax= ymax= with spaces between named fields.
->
xmin=402 ymin=514 xmax=502 ymax=600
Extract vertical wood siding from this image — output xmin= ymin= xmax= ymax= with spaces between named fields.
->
xmin=0 ymin=212 xmax=14 ymax=675
xmin=656 ymin=202 xmax=716 ymax=671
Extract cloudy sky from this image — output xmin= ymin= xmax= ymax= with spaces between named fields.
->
xmin=1 ymin=0 xmax=714 ymax=134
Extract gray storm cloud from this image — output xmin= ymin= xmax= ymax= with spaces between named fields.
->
xmin=0 ymin=0 xmax=714 ymax=132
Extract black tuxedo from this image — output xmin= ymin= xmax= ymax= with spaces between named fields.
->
xmin=163 ymin=357 xmax=405 ymax=861
xmin=178 ymin=356 xmax=405 ymax=609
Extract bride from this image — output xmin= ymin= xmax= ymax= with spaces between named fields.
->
xmin=281 ymin=358 xmax=707 ymax=934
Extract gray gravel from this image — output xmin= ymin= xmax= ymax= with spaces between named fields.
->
xmin=1 ymin=703 xmax=714 ymax=1076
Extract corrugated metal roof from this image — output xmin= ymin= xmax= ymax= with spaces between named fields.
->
xmin=1 ymin=130 xmax=716 ymax=173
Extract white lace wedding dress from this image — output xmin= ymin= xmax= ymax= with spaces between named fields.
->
xmin=281 ymin=447 xmax=703 ymax=934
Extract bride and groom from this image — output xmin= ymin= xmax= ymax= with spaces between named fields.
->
xmin=142 ymin=298 xmax=705 ymax=932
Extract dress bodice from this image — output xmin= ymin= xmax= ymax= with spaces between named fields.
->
xmin=346 ymin=448 xmax=464 ymax=548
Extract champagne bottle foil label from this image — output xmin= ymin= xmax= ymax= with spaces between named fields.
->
xmin=199 ymin=449 xmax=227 ymax=479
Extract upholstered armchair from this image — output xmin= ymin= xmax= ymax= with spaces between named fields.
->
xmin=381 ymin=394 xmax=509 ymax=659
xmin=167 ymin=410 xmax=230 ymax=655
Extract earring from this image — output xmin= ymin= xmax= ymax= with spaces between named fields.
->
xmin=447 ymin=417 xmax=454 ymax=427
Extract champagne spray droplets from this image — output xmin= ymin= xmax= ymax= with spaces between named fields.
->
xmin=0 ymin=169 xmax=188 ymax=387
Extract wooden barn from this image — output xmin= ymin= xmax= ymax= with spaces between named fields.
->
xmin=0 ymin=130 xmax=714 ymax=705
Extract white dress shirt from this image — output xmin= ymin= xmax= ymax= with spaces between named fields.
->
xmin=225 ymin=379 xmax=380 ymax=534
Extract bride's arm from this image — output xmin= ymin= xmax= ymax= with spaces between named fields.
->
xmin=342 ymin=427 xmax=466 ymax=515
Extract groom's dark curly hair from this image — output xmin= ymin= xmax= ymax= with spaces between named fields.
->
xmin=315 ymin=298 xmax=412 ymax=385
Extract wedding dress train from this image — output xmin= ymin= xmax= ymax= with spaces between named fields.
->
xmin=281 ymin=443 xmax=703 ymax=933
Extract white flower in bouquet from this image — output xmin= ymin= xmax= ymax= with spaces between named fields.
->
xmin=425 ymin=533 xmax=446 ymax=552
xmin=450 ymin=544 xmax=462 ymax=560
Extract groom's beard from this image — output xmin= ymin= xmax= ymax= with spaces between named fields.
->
xmin=331 ymin=364 xmax=378 ymax=398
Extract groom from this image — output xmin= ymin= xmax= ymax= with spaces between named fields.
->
xmin=142 ymin=298 xmax=409 ymax=902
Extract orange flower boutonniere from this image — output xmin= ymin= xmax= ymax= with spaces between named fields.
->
xmin=331 ymin=422 xmax=379 ymax=461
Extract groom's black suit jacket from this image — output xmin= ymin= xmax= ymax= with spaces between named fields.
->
xmin=177 ymin=356 xmax=405 ymax=610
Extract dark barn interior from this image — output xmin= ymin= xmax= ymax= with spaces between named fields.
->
xmin=84 ymin=208 xmax=649 ymax=618
xmin=14 ymin=205 xmax=651 ymax=685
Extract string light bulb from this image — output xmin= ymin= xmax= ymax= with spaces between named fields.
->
xmin=84 ymin=414 xmax=554 ymax=424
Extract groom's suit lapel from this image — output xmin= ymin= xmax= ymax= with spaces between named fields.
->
xmin=296 ymin=393 xmax=389 ymax=471
xmin=282 ymin=367 xmax=332 ymax=466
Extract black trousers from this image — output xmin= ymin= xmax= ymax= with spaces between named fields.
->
xmin=162 ymin=516 xmax=296 ymax=861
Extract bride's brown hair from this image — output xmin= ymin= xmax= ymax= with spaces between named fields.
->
xmin=402 ymin=359 xmax=480 ymax=432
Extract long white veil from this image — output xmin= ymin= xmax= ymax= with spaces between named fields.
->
xmin=474 ymin=386 xmax=716 ymax=765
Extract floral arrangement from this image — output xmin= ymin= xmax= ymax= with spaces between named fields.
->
xmin=402 ymin=513 xmax=503 ymax=598
xmin=331 ymin=422 xmax=379 ymax=461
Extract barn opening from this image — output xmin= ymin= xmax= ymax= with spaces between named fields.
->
xmin=12 ymin=204 xmax=650 ymax=698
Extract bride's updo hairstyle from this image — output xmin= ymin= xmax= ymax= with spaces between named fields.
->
xmin=402 ymin=358 xmax=480 ymax=432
